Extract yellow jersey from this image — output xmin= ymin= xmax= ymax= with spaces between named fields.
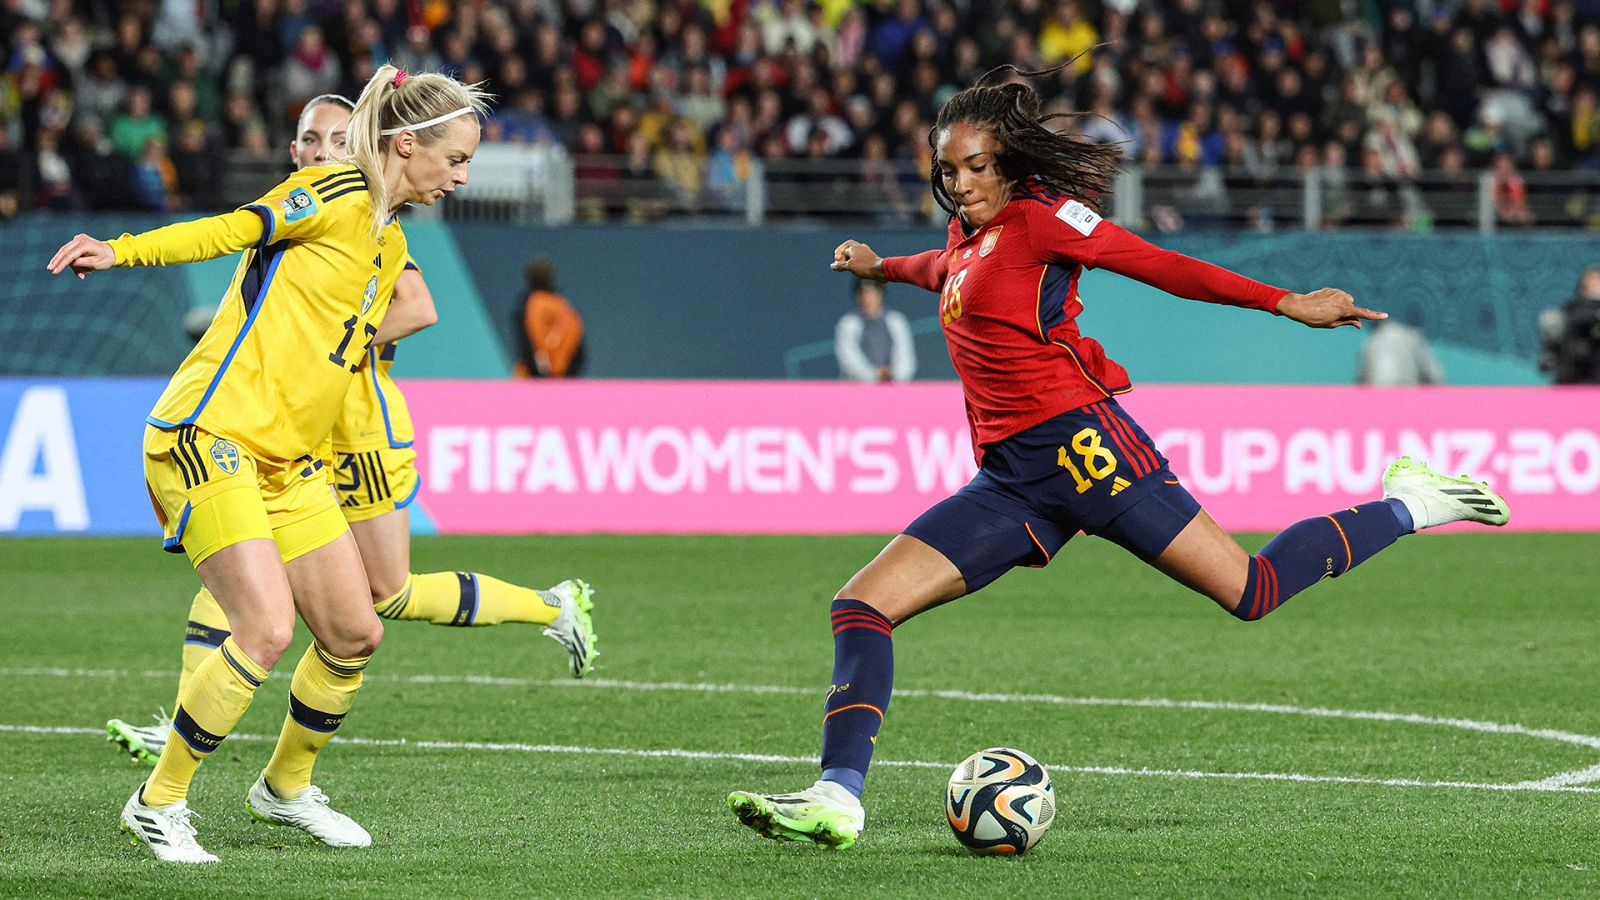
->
xmin=332 ymin=258 xmax=419 ymax=453
xmin=127 ymin=164 xmax=409 ymax=463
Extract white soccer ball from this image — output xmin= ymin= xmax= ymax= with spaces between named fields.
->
xmin=945 ymin=747 xmax=1056 ymax=855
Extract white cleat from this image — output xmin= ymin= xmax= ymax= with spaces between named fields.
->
xmin=246 ymin=776 xmax=372 ymax=848
xmin=107 ymin=709 xmax=170 ymax=766
xmin=1383 ymin=456 xmax=1510 ymax=529
xmin=542 ymin=579 xmax=598 ymax=678
xmin=120 ymin=787 xmax=218 ymax=863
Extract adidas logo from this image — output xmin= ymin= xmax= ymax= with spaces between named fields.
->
xmin=1442 ymin=487 xmax=1500 ymax=512
xmin=1109 ymin=477 xmax=1131 ymax=496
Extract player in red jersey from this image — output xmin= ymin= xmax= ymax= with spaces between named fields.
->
xmin=727 ymin=71 xmax=1511 ymax=849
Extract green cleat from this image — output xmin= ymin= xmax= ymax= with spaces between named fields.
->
xmin=107 ymin=712 xmax=169 ymax=767
xmin=727 ymin=781 xmax=865 ymax=850
xmin=1382 ymin=456 xmax=1510 ymax=529
xmin=542 ymin=579 xmax=598 ymax=678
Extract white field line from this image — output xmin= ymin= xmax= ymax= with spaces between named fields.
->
xmin=1509 ymin=764 xmax=1600 ymax=789
xmin=5 ymin=723 xmax=1600 ymax=796
xmin=6 ymin=665 xmax=1600 ymax=753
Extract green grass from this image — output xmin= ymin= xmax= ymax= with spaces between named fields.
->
xmin=1 ymin=533 xmax=1597 ymax=897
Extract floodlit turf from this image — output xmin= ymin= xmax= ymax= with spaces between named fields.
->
xmin=1 ymin=533 xmax=1598 ymax=897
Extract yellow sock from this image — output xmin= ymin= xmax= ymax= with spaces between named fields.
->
xmin=375 ymin=571 xmax=561 ymax=626
xmin=145 ymin=636 xmax=268 ymax=807
xmin=175 ymin=588 xmax=232 ymax=713
xmin=261 ymin=642 xmax=369 ymax=798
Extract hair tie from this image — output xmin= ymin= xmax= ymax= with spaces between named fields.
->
xmin=392 ymin=69 xmax=409 ymax=87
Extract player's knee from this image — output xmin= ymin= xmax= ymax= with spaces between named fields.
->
xmin=338 ymin=619 xmax=383 ymax=659
xmin=236 ymin=621 xmax=295 ymax=668
xmin=367 ymin=571 xmax=406 ymax=606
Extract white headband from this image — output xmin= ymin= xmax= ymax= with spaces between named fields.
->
xmin=380 ymin=107 xmax=474 ymax=136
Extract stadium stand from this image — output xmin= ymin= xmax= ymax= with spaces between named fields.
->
xmin=4 ymin=0 xmax=1600 ymax=228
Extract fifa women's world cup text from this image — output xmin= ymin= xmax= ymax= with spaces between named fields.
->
xmin=726 ymin=67 xmax=1511 ymax=851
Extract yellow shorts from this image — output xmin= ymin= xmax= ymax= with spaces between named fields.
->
xmin=143 ymin=424 xmax=349 ymax=567
xmin=332 ymin=446 xmax=420 ymax=523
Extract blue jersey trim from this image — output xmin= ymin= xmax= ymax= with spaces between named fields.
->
xmin=368 ymin=347 xmax=413 ymax=449
xmin=1035 ymin=264 xmax=1072 ymax=340
xmin=242 ymin=203 xmax=276 ymax=245
xmin=168 ymin=244 xmax=286 ymax=426
xmin=147 ymin=414 xmax=180 ymax=428
xmin=162 ymin=502 xmax=193 ymax=552
xmin=393 ymin=475 xmax=421 ymax=509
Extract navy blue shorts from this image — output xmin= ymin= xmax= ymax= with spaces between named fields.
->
xmin=904 ymin=399 xmax=1202 ymax=594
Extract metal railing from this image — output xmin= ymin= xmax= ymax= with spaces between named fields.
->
xmin=208 ymin=145 xmax=1600 ymax=233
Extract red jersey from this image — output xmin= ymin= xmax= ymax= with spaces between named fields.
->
xmin=881 ymin=179 xmax=1288 ymax=463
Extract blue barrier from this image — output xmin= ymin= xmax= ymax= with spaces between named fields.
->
xmin=0 ymin=379 xmax=163 ymax=536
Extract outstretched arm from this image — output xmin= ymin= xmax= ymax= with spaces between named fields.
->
xmin=831 ymin=240 xmax=948 ymax=293
xmin=1039 ymin=205 xmax=1386 ymax=329
xmin=1092 ymin=223 xmax=1386 ymax=329
xmin=47 ymin=209 xmax=266 ymax=278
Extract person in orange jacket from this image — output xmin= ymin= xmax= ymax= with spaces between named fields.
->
xmin=513 ymin=257 xmax=586 ymax=377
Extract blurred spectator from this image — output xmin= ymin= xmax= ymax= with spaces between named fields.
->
xmin=497 ymin=88 xmax=559 ymax=145
xmin=109 ymin=87 xmax=166 ymax=161
xmin=513 ymin=258 xmax=586 ymax=379
xmin=705 ymin=124 xmax=751 ymax=210
xmin=1357 ymin=315 xmax=1445 ymax=386
xmin=0 ymin=122 xmax=19 ymax=219
xmin=1538 ymin=265 xmax=1600 ymax=384
xmin=835 ymin=280 xmax=915 ymax=383
xmin=75 ymin=51 xmax=126 ymax=130
xmin=131 ymin=136 xmax=177 ymax=210
xmin=655 ymin=118 xmax=706 ymax=209
xmin=1491 ymin=152 xmax=1536 ymax=226
xmin=33 ymin=128 xmax=77 ymax=209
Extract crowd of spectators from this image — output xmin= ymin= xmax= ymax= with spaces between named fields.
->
xmin=6 ymin=0 xmax=1600 ymax=226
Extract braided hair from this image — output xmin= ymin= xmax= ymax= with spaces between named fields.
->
xmin=929 ymin=65 xmax=1123 ymax=219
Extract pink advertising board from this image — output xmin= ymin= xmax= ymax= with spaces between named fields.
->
xmin=403 ymin=381 xmax=1600 ymax=534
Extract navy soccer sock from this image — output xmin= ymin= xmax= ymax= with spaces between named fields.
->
xmin=1233 ymin=500 xmax=1410 ymax=620
xmin=819 ymin=599 xmax=894 ymax=799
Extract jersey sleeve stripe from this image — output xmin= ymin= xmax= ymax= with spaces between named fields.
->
xmin=318 ymin=184 xmax=368 ymax=204
xmin=311 ymin=166 xmax=364 ymax=188
xmin=314 ymin=175 xmax=365 ymax=198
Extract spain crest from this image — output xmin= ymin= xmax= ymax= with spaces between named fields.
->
xmin=209 ymin=438 xmax=241 ymax=475
xmin=979 ymin=226 xmax=1003 ymax=257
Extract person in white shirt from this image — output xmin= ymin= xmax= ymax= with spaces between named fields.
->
xmin=1356 ymin=312 xmax=1444 ymax=386
xmin=835 ymin=279 xmax=915 ymax=383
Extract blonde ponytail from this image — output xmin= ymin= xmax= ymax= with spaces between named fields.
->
xmin=347 ymin=64 xmax=494 ymax=233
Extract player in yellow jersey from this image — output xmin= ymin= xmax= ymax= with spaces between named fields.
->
xmin=49 ymin=66 xmax=491 ymax=864
xmin=106 ymin=95 xmax=598 ymax=773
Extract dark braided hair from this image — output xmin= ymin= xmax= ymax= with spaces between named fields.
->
xmin=929 ymin=64 xmax=1123 ymax=219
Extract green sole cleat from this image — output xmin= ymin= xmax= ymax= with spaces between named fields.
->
xmin=727 ymin=786 xmax=863 ymax=850
xmin=543 ymin=579 xmax=598 ymax=678
xmin=106 ymin=718 xmax=164 ymax=767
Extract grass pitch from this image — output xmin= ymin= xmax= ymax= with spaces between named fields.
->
xmin=1 ymin=532 xmax=1597 ymax=898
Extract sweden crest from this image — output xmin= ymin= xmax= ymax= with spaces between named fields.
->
xmin=361 ymin=275 xmax=378 ymax=314
xmin=209 ymin=438 xmax=241 ymax=475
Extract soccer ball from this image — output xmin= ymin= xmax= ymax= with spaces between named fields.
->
xmin=945 ymin=747 xmax=1055 ymax=855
